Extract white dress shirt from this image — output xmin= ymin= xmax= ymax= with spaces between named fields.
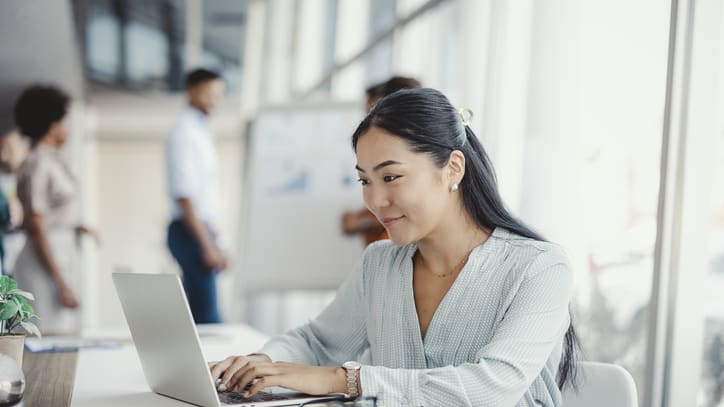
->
xmin=165 ymin=106 xmax=220 ymax=225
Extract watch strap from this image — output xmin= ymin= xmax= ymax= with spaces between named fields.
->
xmin=343 ymin=362 xmax=360 ymax=398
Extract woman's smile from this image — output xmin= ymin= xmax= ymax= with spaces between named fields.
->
xmin=381 ymin=215 xmax=405 ymax=228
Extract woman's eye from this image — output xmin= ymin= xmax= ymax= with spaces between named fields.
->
xmin=357 ymin=178 xmax=369 ymax=186
xmin=383 ymin=175 xmax=400 ymax=183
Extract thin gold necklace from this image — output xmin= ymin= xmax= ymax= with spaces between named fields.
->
xmin=418 ymin=232 xmax=483 ymax=278
xmin=428 ymin=250 xmax=472 ymax=279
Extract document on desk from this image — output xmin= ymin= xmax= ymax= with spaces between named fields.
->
xmin=25 ymin=336 xmax=122 ymax=353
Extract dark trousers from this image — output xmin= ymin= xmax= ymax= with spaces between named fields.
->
xmin=167 ymin=220 xmax=222 ymax=323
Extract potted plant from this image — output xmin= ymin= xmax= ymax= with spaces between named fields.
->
xmin=0 ymin=275 xmax=40 ymax=366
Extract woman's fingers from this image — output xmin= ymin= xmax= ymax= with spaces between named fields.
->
xmin=209 ymin=357 xmax=233 ymax=381
xmin=220 ymin=357 xmax=253 ymax=390
xmin=246 ymin=375 xmax=285 ymax=398
xmin=231 ymin=362 xmax=279 ymax=392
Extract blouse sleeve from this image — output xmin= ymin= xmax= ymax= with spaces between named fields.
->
xmin=17 ymin=161 xmax=51 ymax=217
xmin=360 ymin=248 xmax=573 ymax=407
xmin=256 ymin=245 xmax=372 ymax=366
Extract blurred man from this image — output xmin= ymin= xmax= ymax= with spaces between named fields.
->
xmin=342 ymin=76 xmax=421 ymax=245
xmin=165 ymin=69 xmax=226 ymax=323
xmin=364 ymin=76 xmax=421 ymax=112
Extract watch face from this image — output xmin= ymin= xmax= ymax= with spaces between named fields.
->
xmin=343 ymin=361 xmax=361 ymax=369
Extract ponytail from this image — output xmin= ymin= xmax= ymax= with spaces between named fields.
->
xmin=458 ymin=125 xmax=542 ymax=240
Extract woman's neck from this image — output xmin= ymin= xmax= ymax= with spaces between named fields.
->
xmin=415 ymin=207 xmax=490 ymax=274
xmin=37 ymin=138 xmax=58 ymax=149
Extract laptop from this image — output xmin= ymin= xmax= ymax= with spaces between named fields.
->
xmin=112 ymin=272 xmax=346 ymax=407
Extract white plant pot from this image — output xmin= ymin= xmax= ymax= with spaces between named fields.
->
xmin=0 ymin=335 xmax=25 ymax=367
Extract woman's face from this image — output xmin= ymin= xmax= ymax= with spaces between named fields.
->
xmin=46 ymin=115 xmax=70 ymax=147
xmin=355 ymin=126 xmax=455 ymax=246
xmin=55 ymin=115 xmax=70 ymax=146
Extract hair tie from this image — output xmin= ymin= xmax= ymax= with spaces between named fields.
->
xmin=457 ymin=108 xmax=473 ymax=126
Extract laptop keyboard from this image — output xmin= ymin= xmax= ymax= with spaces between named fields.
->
xmin=219 ymin=390 xmax=292 ymax=404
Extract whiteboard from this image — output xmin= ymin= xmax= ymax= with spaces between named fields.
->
xmin=239 ymin=102 xmax=367 ymax=291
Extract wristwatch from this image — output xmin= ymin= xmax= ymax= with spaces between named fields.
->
xmin=342 ymin=361 xmax=361 ymax=398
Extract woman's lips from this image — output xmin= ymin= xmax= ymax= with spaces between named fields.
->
xmin=381 ymin=216 xmax=404 ymax=227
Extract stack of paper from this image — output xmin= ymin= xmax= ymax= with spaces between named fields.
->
xmin=25 ymin=337 xmax=122 ymax=353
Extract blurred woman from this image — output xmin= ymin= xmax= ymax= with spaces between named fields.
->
xmin=12 ymin=85 xmax=96 ymax=335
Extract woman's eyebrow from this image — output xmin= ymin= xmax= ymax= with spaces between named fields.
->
xmin=355 ymin=160 xmax=403 ymax=173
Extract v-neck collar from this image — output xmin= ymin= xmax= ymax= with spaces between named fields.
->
xmin=402 ymin=227 xmax=504 ymax=363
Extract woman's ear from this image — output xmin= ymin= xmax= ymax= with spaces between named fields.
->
xmin=447 ymin=150 xmax=466 ymax=184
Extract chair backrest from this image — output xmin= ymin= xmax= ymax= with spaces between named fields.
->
xmin=562 ymin=361 xmax=638 ymax=407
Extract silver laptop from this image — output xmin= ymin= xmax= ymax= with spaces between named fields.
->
xmin=112 ymin=272 xmax=345 ymax=407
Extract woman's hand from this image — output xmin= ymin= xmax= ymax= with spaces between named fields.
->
xmin=56 ymin=282 xmax=79 ymax=308
xmin=209 ymin=355 xmax=347 ymax=398
xmin=210 ymin=354 xmax=271 ymax=391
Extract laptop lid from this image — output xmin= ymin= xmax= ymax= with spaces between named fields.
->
xmin=112 ymin=272 xmax=346 ymax=407
xmin=113 ymin=272 xmax=222 ymax=407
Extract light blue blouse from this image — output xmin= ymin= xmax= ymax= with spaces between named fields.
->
xmin=258 ymin=227 xmax=573 ymax=406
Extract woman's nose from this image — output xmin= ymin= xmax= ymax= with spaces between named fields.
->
xmin=365 ymin=186 xmax=390 ymax=212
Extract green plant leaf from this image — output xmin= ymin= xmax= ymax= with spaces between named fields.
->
xmin=8 ymin=289 xmax=34 ymax=301
xmin=20 ymin=321 xmax=41 ymax=338
xmin=11 ymin=298 xmax=22 ymax=319
xmin=0 ymin=276 xmax=13 ymax=293
xmin=19 ymin=300 xmax=34 ymax=316
xmin=0 ymin=301 xmax=18 ymax=321
xmin=0 ymin=277 xmax=17 ymax=292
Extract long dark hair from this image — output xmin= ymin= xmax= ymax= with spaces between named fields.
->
xmin=352 ymin=88 xmax=579 ymax=389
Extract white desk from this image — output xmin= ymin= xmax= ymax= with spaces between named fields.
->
xmin=70 ymin=324 xmax=269 ymax=406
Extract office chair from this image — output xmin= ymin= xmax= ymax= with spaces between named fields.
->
xmin=562 ymin=361 xmax=638 ymax=407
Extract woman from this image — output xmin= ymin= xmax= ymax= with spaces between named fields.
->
xmin=12 ymin=85 xmax=95 ymax=335
xmin=211 ymin=88 xmax=577 ymax=406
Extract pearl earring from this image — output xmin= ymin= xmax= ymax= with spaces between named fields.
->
xmin=451 ymin=183 xmax=459 ymax=192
